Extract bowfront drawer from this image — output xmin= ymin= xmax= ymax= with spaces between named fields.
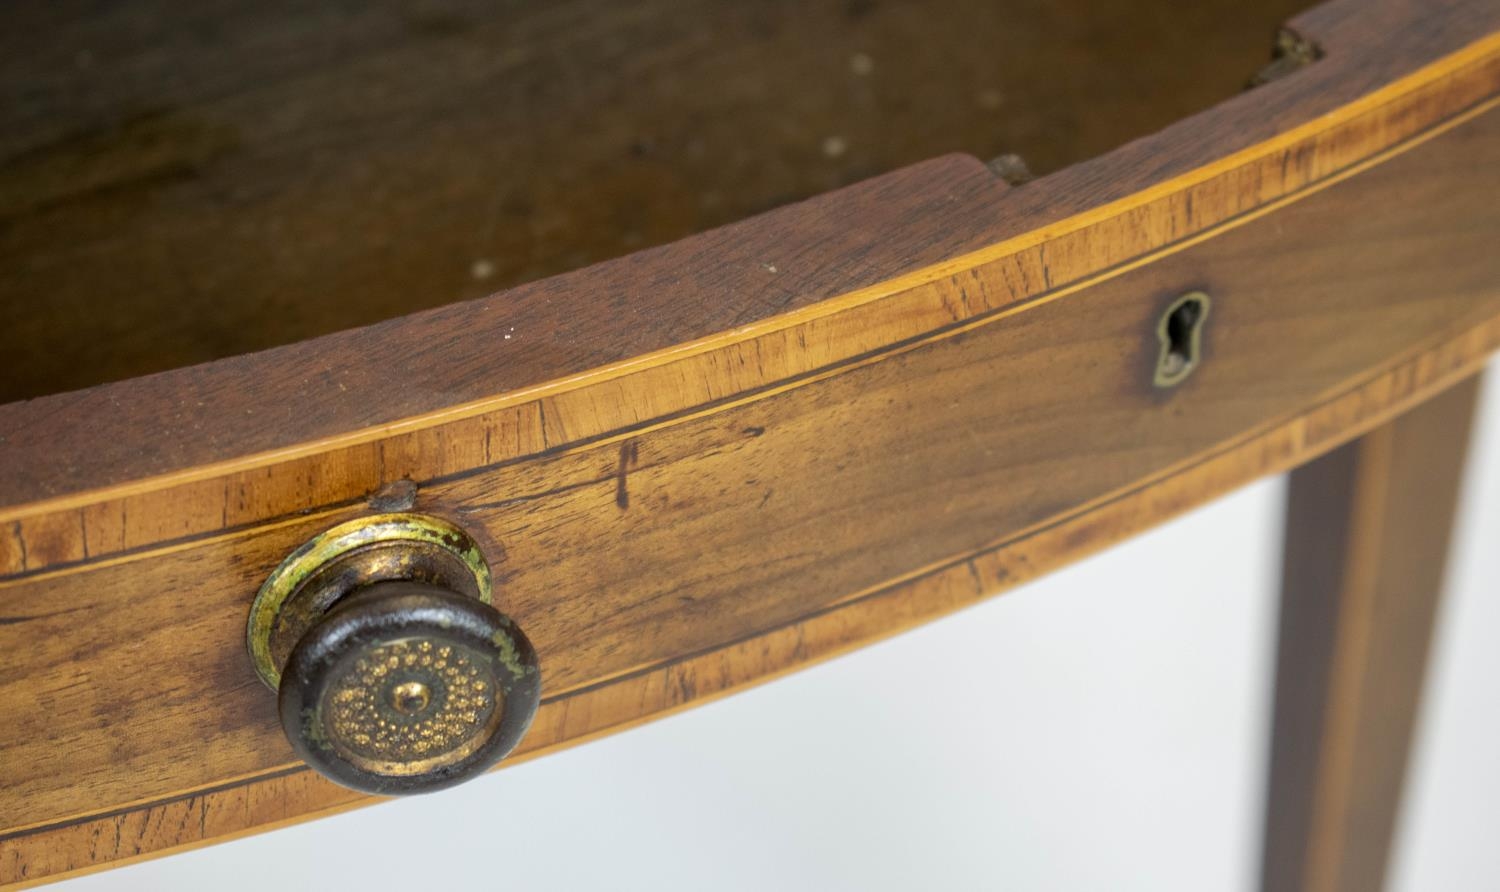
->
xmin=3 ymin=0 xmax=1500 ymax=884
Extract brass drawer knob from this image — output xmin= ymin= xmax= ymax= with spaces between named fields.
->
xmin=246 ymin=514 xmax=539 ymax=795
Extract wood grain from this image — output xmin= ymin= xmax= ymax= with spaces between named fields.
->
xmin=0 ymin=0 xmax=1311 ymax=404
xmin=4 ymin=90 xmax=1500 ymax=886
xmin=4 ymin=9 xmax=1500 ymax=580
xmin=3 ymin=0 xmax=1499 ymax=524
xmin=1260 ymin=376 xmax=1481 ymax=892
xmin=1 ymin=0 xmax=1499 ymax=884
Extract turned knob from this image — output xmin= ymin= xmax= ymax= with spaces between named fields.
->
xmin=247 ymin=514 xmax=539 ymax=795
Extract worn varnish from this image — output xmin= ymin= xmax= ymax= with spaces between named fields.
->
xmin=5 ymin=6 xmax=1500 ymax=570
xmin=0 ymin=0 xmax=1311 ymax=403
xmin=1 ymin=0 xmax=1499 ymax=885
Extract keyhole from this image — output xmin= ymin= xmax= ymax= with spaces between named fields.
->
xmin=1154 ymin=291 xmax=1211 ymax=388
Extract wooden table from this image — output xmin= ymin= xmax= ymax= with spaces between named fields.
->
xmin=1 ymin=0 xmax=1497 ymax=888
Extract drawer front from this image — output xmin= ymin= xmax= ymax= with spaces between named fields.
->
xmin=3 ymin=102 xmax=1499 ymax=852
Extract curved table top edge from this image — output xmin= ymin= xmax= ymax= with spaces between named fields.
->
xmin=0 ymin=0 xmax=1495 ymax=513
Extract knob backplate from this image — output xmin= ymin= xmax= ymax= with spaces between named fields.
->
xmin=247 ymin=513 xmax=493 ymax=689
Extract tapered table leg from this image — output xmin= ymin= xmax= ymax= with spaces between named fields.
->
xmin=1259 ymin=374 xmax=1482 ymax=892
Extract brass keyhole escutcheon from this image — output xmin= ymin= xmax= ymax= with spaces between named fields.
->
xmin=246 ymin=513 xmax=539 ymax=796
xmin=1154 ymin=291 xmax=1212 ymax=388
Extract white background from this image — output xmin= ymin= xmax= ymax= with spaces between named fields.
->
xmin=58 ymin=375 xmax=1500 ymax=891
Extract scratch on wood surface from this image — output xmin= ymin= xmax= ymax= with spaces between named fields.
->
xmin=615 ymin=439 xmax=639 ymax=509
xmin=0 ymin=605 xmax=86 ymax=626
xmin=10 ymin=522 xmax=26 ymax=572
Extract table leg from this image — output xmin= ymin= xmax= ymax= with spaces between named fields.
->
xmin=1259 ymin=373 xmax=1482 ymax=892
